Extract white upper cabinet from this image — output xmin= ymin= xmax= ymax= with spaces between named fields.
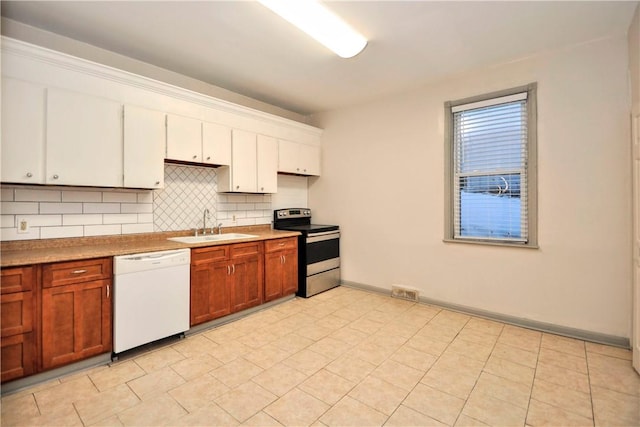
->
xmin=166 ymin=114 xmax=202 ymax=163
xmin=257 ymin=135 xmax=278 ymax=193
xmin=46 ymin=88 xmax=123 ymax=187
xmin=124 ymin=105 xmax=166 ymax=189
xmin=202 ymin=121 xmax=231 ymax=165
xmin=1 ymin=78 xmax=46 ymax=184
xmin=278 ymin=139 xmax=321 ymax=176
xmin=218 ymin=129 xmax=257 ymax=193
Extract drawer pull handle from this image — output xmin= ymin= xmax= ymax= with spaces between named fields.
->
xmin=106 ymin=285 xmax=110 ymax=298
xmin=72 ymin=269 xmax=87 ymax=274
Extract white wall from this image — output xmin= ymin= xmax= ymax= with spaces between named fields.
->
xmin=310 ymin=36 xmax=632 ymax=339
xmin=630 ymin=5 xmax=640 ymax=113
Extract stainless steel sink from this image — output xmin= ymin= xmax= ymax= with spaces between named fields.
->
xmin=168 ymin=233 xmax=258 ymax=244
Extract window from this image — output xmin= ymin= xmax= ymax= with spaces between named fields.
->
xmin=444 ymin=83 xmax=537 ymax=247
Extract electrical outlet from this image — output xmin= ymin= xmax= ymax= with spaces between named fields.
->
xmin=17 ymin=217 xmax=29 ymax=234
xmin=232 ymin=214 xmax=236 ymax=223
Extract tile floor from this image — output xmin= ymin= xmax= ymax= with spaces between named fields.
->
xmin=1 ymin=286 xmax=639 ymax=426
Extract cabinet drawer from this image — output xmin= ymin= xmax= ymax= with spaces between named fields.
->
xmin=192 ymin=246 xmax=229 ymax=264
xmin=230 ymin=242 xmax=263 ymax=258
xmin=265 ymin=237 xmax=297 ymax=253
xmin=1 ymin=291 xmax=34 ymax=337
xmin=1 ymin=266 xmax=36 ymax=294
xmin=42 ymin=258 xmax=112 ymax=288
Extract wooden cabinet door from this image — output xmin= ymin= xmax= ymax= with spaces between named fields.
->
xmin=257 ymin=134 xmax=278 ymax=193
xmin=1 ymin=333 xmax=35 ymax=383
xmin=202 ymin=121 xmax=232 ymax=166
xmin=1 ymin=291 xmax=34 ymax=338
xmin=190 ymin=260 xmax=231 ymax=326
xmin=264 ymin=252 xmax=284 ymax=302
xmin=46 ymin=88 xmax=123 ymax=187
xmin=123 ymin=105 xmax=166 ymax=189
xmin=281 ymin=248 xmax=299 ymax=296
xmin=166 ymin=114 xmax=202 ymax=162
xmin=1 ymin=78 xmax=46 ymax=184
xmin=230 ymin=254 xmax=263 ymax=312
xmin=41 ymin=279 xmax=112 ymax=370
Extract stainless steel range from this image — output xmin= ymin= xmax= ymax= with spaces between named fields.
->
xmin=273 ymin=208 xmax=340 ymax=297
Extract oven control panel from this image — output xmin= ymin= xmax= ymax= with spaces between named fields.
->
xmin=275 ymin=209 xmax=311 ymax=219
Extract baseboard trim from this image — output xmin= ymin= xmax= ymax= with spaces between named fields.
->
xmin=341 ymin=281 xmax=630 ymax=349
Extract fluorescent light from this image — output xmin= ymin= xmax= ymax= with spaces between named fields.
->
xmin=258 ymin=0 xmax=367 ymax=58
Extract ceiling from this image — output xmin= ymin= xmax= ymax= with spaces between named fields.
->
xmin=1 ymin=1 xmax=637 ymax=116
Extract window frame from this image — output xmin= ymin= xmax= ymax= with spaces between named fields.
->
xmin=443 ymin=83 xmax=538 ymax=248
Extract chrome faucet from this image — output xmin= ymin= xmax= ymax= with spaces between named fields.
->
xmin=217 ymin=223 xmax=223 ymax=235
xmin=202 ymin=208 xmax=210 ymax=234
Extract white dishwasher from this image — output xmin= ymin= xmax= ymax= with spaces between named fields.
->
xmin=113 ymin=248 xmax=190 ymax=355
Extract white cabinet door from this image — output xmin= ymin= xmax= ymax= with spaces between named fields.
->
xmin=202 ymin=121 xmax=231 ymax=165
xmin=124 ymin=105 xmax=166 ymax=189
xmin=1 ymin=78 xmax=46 ymax=184
xmin=257 ymin=135 xmax=278 ymax=193
xmin=278 ymin=139 xmax=299 ymax=174
xmin=230 ymin=129 xmax=257 ymax=193
xmin=166 ymin=114 xmax=202 ymax=163
xmin=46 ymin=88 xmax=123 ymax=187
xmin=300 ymin=144 xmax=321 ymax=176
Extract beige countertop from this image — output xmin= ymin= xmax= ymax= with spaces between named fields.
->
xmin=0 ymin=225 xmax=300 ymax=267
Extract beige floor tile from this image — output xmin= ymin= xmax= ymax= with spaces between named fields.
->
xmin=265 ymin=388 xmax=330 ymax=426
xmin=365 ymin=331 xmax=409 ymax=351
xmin=370 ymin=359 xmax=424 ymax=391
xmin=385 ymin=404 xmax=447 ymax=426
xmin=299 ymin=369 xmax=356 ymax=405
xmin=1 ymin=377 xmax=60 ymax=401
xmin=208 ymin=339 xmax=252 ymax=364
xmin=172 ymin=403 xmax=240 ymax=426
xmin=497 ymin=332 xmax=541 ymax=354
xmin=403 ymin=384 xmax=465 ymax=425
xmin=89 ymin=360 xmax=146 ymax=391
xmin=171 ymin=335 xmax=220 ymax=358
xmin=348 ymin=376 xmax=408 ymax=416
xmin=417 ymin=323 xmax=461 ymax=343
xmin=12 ymin=404 xmax=83 ymax=427
xmin=251 ymin=363 xmax=309 ymax=396
xmin=535 ymin=362 xmax=590 ymax=394
xmin=241 ymin=411 xmax=283 ymax=427
xmin=585 ymin=342 xmax=632 ymax=360
xmin=204 ymin=324 xmax=248 ymax=344
xmin=297 ymin=324 xmax=334 ymax=341
xmin=33 ymin=375 xmax=99 ymax=415
xmin=587 ymin=352 xmax=637 ymax=376
xmin=168 ymin=374 xmax=230 ymax=412
xmin=483 ymin=354 xmax=535 ymax=386
xmin=348 ymin=317 xmax=385 ymax=335
xmin=170 ymin=352 xmax=222 ymax=381
xmin=433 ymin=351 xmax=486 ymax=378
xmin=462 ymin=390 xmax=527 ymax=426
xmin=283 ymin=348 xmax=333 ymax=376
xmin=531 ymin=378 xmax=592 ymax=419
xmin=540 ymin=333 xmax=585 ymax=357
xmin=272 ymin=333 xmax=315 ymax=353
xmin=404 ymin=334 xmax=450 ymax=357
xmin=538 ymin=346 xmax=587 ymax=374
xmin=421 ymin=365 xmax=479 ymax=399
xmin=88 ymin=414 xmax=124 ymax=426
xmin=588 ymin=364 xmax=640 ymax=397
xmin=117 ymin=393 xmax=187 ymax=426
xmin=316 ymin=314 xmax=351 ymax=331
xmin=348 ymin=341 xmax=394 ymax=366
xmin=238 ymin=330 xmax=279 ymax=349
xmin=73 ymin=383 xmax=140 ymax=425
xmin=214 ymin=382 xmax=277 ymax=423
xmin=464 ymin=317 xmax=505 ymax=336
xmin=126 ymin=366 xmax=186 ymax=400
xmin=328 ymin=326 xmax=370 ymax=345
xmin=446 ymin=337 xmax=494 ymax=362
xmin=472 ymin=372 xmax=531 ymax=409
xmin=490 ymin=342 xmax=538 ymax=369
xmin=331 ymin=307 xmax=367 ymax=322
xmin=325 ymin=354 xmax=377 ymax=383
xmin=243 ymin=343 xmax=292 ymax=369
xmin=391 ymin=345 xmax=438 ymax=372
xmin=1 ymin=393 xmax=40 ymax=426
xmin=134 ymin=346 xmax=185 ymax=373
xmin=307 ymin=336 xmax=353 ymax=360
xmin=210 ymin=357 xmax=263 ymax=388
xmin=319 ymin=395 xmax=388 ymax=427
xmin=456 ymin=328 xmax=500 ymax=346
xmin=429 ymin=310 xmax=471 ymax=330
xmin=526 ymin=399 xmax=594 ymax=426
xmin=454 ymin=414 xmax=490 ymax=426
xmin=591 ymin=385 xmax=640 ymax=426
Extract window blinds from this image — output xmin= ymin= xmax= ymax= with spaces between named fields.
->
xmin=452 ymin=92 xmax=528 ymax=242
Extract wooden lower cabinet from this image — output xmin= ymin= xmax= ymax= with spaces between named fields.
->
xmin=190 ymin=242 xmax=264 ymax=326
xmin=264 ymin=238 xmax=298 ymax=302
xmin=41 ymin=258 xmax=112 ymax=371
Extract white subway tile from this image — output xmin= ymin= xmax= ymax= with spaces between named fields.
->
xmin=40 ymin=203 xmax=83 ymax=214
xmin=104 ymin=213 xmax=138 ymax=224
xmin=1 ymin=202 xmax=40 ymax=215
xmin=255 ymin=217 xmax=272 ymax=225
xmin=103 ymin=192 xmax=138 ymax=203
xmin=63 ymin=214 xmax=102 ymax=226
xmin=246 ymin=210 xmax=264 ymax=218
xmin=226 ymin=194 xmax=247 ymax=203
xmin=122 ymin=223 xmax=154 ymax=234
xmin=15 ymin=188 xmax=61 ymax=202
xmin=217 ymin=194 xmax=228 ymax=203
xmin=62 ymin=190 xmax=102 ymax=203
xmin=237 ymin=218 xmax=256 ymax=226
xmin=40 ymin=226 xmax=83 ymax=239
xmin=218 ymin=203 xmax=237 ymax=212
xmin=83 ymin=203 xmax=120 ymax=214
xmin=84 ymin=224 xmax=121 ymax=237
xmin=121 ymin=204 xmax=152 ymax=214
xmin=21 ymin=215 xmax=62 ymax=227
xmin=255 ymin=203 xmax=271 ymax=210
xmin=1 ymin=215 xmax=15 ymax=228
xmin=1 ymin=227 xmax=40 ymax=241
xmin=1 ymin=188 xmax=15 ymax=201
xmin=237 ymin=203 xmax=255 ymax=210
xmin=246 ymin=195 xmax=265 ymax=203
xmin=137 ymin=213 xmax=154 ymax=223
xmin=218 ymin=219 xmax=236 ymax=227
xmin=231 ymin=211 xmax=247 ymax=218
xmin=137 ymin=192 xmax=153 ymax=203
xmin=216 ymin=212 xmax=229 ymax=220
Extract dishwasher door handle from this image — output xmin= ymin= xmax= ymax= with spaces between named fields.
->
xmin=121 ymin=252 xmax=184 ymax=263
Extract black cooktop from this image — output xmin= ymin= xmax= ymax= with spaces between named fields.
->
xmin=276 ymin=224 xmax=339 ymax=234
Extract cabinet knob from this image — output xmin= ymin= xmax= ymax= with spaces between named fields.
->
xmin=236 ymin=185 xmax=240 ymax=190
xmin=206 ymin=156 xmax=211 ymax=161
xmin=26 ymin=172 xmax=33 ymax=178
xmin=155 ymin=181 xmax=160 ymax=185
xmin=261 ymin=187 xmax=264 ymax=191
xmin=192 ymin=155 xmax=198 ymax=160
xmin=296 ymin=168 xmax=300 ymax=171
xmin=53 ymin=174 xmax=59 ymax=180
xmin=303 ymin=169 xmax=307 ymax=173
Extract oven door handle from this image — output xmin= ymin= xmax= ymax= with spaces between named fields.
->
xmin=307 ymin=231 xmax=340 ymax=243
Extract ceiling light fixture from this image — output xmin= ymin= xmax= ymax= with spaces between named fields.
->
xmin=258 ymin=0 xmax=368 ymax=59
